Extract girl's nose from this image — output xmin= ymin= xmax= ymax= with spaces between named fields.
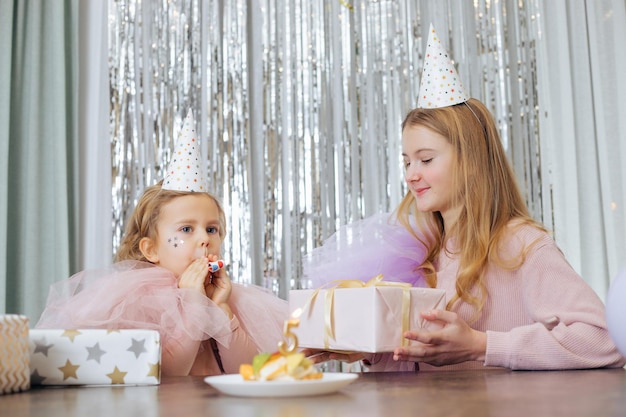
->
xmin=405 ymin=163 xmax=420 ymax=181
xmin=201 ymin=241 xmax=209 ymax=257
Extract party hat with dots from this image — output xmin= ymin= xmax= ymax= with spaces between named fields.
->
xmin=162 ymin=109 xmax=206 ymax=192
xmin=417 ymin=24 xmax=470 ymax=109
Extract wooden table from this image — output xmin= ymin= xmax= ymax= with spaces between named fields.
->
xmin=4 ymin=369 xmax=626 ymax=417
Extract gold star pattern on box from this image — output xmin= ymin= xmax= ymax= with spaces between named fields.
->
xmin=106 ymin=366 xmax=128 ymax=384
xmin=147 ymin=362 xmax=160 ymax=379
xmin=29 ymin=329 xmax=161 ymax=386
xmin=61 ymin=329 xmax=82 ymax=342
xmin=59 ymin=359 xmax=80 ymax=380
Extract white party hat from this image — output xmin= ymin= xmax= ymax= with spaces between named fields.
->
xmin=162 ymin=109 xmax=207 ymax=192
xmin=417 ymin=24 xmax=470 ymax=109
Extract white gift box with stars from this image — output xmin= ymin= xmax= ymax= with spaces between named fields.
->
xmin=29 ymin=329 xmax=161 ymax=386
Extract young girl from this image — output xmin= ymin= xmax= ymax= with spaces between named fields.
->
xmin=36 ymin=111 xmax=289 ymax=376
xmin=306 ymin=25 xmax=626 ymax=371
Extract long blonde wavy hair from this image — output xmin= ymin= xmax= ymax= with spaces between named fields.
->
xmin=395 ymin=99 xmax=545 ymax=320
xmin=115 ymin=180 xmax=227 ymax=262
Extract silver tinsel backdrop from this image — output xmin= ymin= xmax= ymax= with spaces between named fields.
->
xmin=108 ymin=0 xmax=544 ymax=298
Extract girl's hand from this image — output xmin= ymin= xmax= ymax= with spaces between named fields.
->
xmin=177 ymin=257 xmax=212 ymax=295
xmin=204 ymin=254 xmax=232 ymax=307
xmin=392 ymin=309 xmax=487 ymax=366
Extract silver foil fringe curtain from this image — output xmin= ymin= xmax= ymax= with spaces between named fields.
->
xmin=109 ymin=0 xmax=544 ymax=298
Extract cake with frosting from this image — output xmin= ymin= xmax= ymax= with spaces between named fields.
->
xmin=239 ymin=351 xmax=322 ymax=381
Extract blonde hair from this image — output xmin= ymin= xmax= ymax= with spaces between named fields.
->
xmin=395 ymin=99 xmax=545 ymax=319
xmin=115 ymin=180 xmax=227 ymax=262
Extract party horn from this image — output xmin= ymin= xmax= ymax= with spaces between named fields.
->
xmin=208 ymin=260 xmax=225 ymax=272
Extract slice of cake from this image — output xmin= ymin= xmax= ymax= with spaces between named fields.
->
xmin=239 ymin=351 xmax=322 ymax=381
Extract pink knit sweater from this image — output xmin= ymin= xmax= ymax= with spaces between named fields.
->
xmin=366 ymin=224 xmax=626 ymax=371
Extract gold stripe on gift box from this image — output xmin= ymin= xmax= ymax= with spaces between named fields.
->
xmin=0 ymin=315 xmax=30 ymax=394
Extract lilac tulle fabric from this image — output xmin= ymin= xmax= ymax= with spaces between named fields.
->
xmin=35 ymin=260 xmax=288 ymax=353
xmin=302 ymin=212 xmax=428 ymax=289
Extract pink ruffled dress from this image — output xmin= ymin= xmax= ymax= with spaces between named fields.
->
xmin=301 ymin=212 xmax=428 ymax=288
xmin=36 ymin=261 xmax=289 ymax=369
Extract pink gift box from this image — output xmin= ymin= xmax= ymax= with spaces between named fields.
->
xmin=289 ymin=286 xmax=446 ymax=353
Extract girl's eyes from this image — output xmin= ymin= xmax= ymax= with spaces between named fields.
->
xmin=179 ymin=226 xmax=219 ymax=234
xmin=403 ymin=158 xmax=433 ymax=168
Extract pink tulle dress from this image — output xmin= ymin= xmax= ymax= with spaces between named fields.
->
xmin=301 ymin=212 xmax=428 ymax=289
xmin=36 ymin=260 xmax=289 ymax=356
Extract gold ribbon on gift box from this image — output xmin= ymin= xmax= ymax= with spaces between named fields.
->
xmin=302 ymin=274 xmax=412 ymax=349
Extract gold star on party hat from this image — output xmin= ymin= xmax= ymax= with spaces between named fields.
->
xmin=162 ymin=109 xmax=207 ymax=192
xmin=417 ymin=24 xmax=470 ymax=109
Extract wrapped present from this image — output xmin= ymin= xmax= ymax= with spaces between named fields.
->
xmin=29 ymin=329 xmax=161 ymax=386
xmin=289 ymin=277 xmax=446 ymax=353
xmin=0 ymin=315 xmax=30 ymax=394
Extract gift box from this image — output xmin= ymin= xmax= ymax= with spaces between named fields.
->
xmin=289 ymin=284 xmax=446 ymax=353
xmin=29 ymin=329 xmax=161 ymax=386
xmin=0 ymin=315 xmax=30 ymax=394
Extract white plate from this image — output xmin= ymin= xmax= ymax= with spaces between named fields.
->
xmin=204 ymin=373 xmax=358 ymax=397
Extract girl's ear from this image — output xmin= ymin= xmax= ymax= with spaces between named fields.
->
xmin=139 ymin=237 xmax=159 ymax=263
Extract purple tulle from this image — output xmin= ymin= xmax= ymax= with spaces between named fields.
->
xmin=302 ymin=212 xmax=428 ymax=288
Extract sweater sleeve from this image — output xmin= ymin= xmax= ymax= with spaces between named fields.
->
xmin=161 ymin=332 xmax=203 ymax=376
xmin=361 ymin=353 xmax=416 ymax=372
xmin=215 ymin=315 xmax=259 ymax=374
xmin=167 ymin=314 xmax=260 ymax=376
xmin=484 ymin=236 xmax=626 ymax=370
